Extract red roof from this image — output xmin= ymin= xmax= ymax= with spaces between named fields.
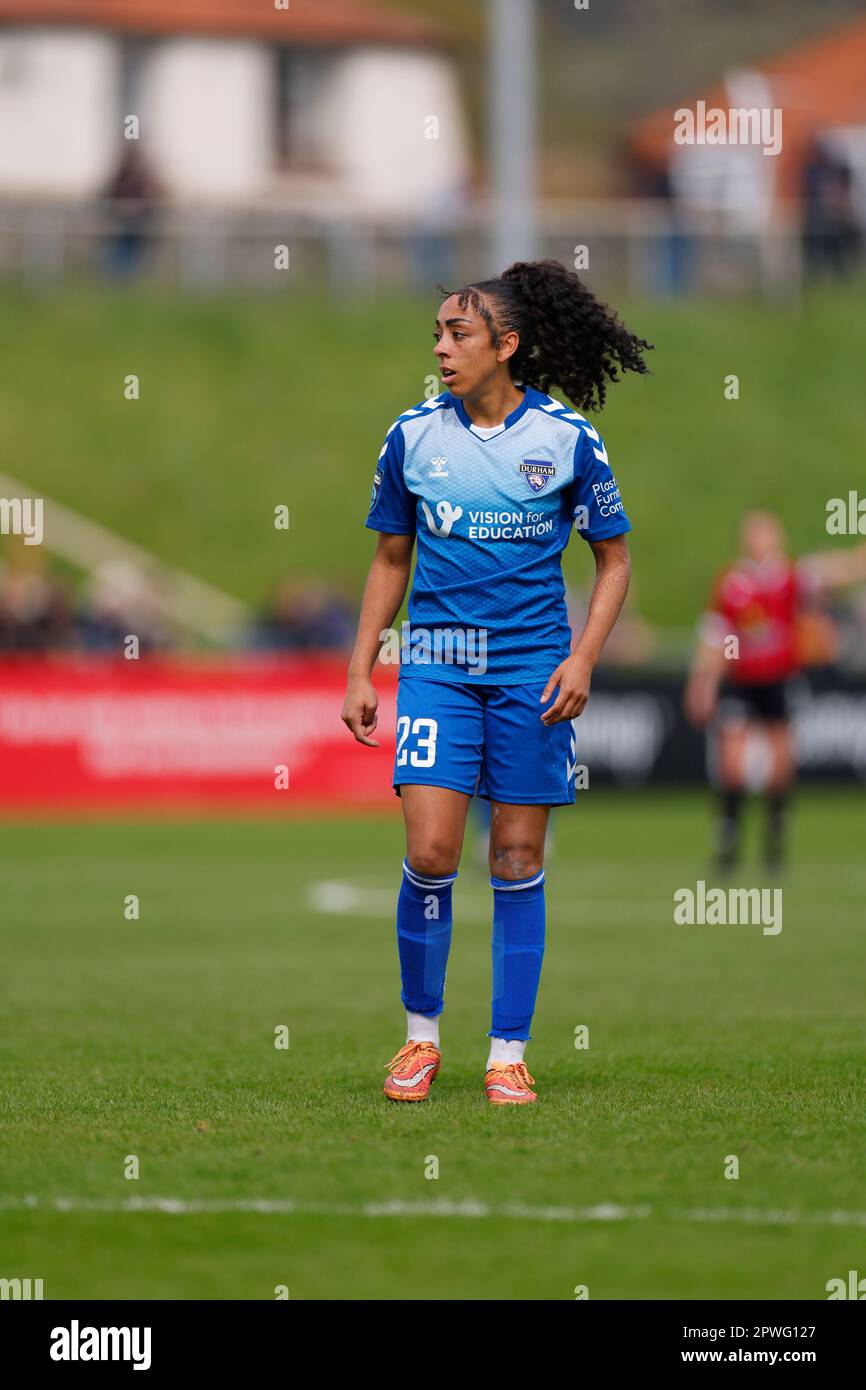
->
xmin=631 ymin=13 xmax=866 ymax=195
xmin=0 ymin=0 xmax=445 ymax=46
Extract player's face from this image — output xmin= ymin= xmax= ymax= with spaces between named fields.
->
xmin=742 ymin=512 xmax=785 ymax=562
xmin=433 ymin=295 xmax=503 ymax=397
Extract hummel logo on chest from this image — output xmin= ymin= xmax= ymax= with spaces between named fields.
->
xmin=429 ymin=456 xmax=449 ymax=478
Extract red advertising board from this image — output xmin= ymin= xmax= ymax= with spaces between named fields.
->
xmin=0 ymin=656 xmax=399 ymax=814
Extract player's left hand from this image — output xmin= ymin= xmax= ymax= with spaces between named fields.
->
xmin=539 ymin=652 xmax=594 ymax=724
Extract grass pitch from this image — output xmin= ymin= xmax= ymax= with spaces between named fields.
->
xmin=1 ymin=789 xmax=863 ymax=1300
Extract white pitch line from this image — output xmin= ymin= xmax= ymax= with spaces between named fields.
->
xmin=2 ymin=1194 xmax=866 ymax=1228
xmin=306 ymin=880 xmax=860 ymax=925
xmin=306 ymin=881 xmax=656 ymax=924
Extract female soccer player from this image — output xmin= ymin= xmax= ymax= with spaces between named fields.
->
xmin=685 ymin=510 xmax=866 ymax=872
xmin=341 ymin=259 xmax=652 ymax=1104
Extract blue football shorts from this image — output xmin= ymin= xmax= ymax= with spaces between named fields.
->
xmin=393 ymin=676 xmax=577 ymax=806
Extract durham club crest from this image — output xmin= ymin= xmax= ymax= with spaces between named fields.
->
xmin=519 ymin=458 xmax=556 ymax=494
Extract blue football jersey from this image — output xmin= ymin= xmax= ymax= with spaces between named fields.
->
xmin=365 ymin=385 xmax=631 ymax=684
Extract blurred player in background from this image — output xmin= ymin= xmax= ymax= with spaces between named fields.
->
xmin=685 ymin=510 xmax=865 ymax=872
xmin=342 ymin=259 xmax=652 ymax=1105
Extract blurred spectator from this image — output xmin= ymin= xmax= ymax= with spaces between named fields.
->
xmin=0 ymin=544 xmax=74 ymax=652
xmin=822 ymin=581 xmax=866 ymax=673
xmin=249 ymin=577 xmax=357 ymax=652
xmin=411 ymin=173 xmax=473 ymax=291
xmin=77 ymin=560 xmax=173 ymax=653
xmin=103 ymin=144 xmax=162 ymax=278
xmin=801 ymin=138 xmax=861 ymax=280
xmin=628 ymin=152 xmax=695 ymax=297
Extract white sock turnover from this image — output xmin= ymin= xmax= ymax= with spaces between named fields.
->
xmin=406 ymin=1012 xmax=440 ymax=1047
xmin=486 ymin=1037 xmax=526 ymax=1069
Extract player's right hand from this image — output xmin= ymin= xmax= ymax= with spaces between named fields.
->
xmin=341 ymin=677 xmax=380 ymax=747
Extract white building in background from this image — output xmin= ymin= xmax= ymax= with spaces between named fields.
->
xmin=0 ymin=0 xmax=471 ymax=218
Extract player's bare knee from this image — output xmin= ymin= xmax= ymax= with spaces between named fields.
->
xmin=489 ymin=841 xmax=543 ymax=880
xmin=407 ymin=844 xmax=460 ymax=878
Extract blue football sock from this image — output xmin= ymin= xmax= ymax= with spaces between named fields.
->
xmin=489 ymin=870 xmax=546 ymax=1041
xmin=397 ymin=859 xmax=457 ymax=1018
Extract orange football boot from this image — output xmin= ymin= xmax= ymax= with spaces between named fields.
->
xmin=383 ymin=1040 xmax=441 ymax=1102
xmin=485 ymin=1061 xmax=537 ymax=1104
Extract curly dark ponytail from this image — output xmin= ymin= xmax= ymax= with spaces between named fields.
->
xmin=441 ymin=259 xmax=653 ymax=413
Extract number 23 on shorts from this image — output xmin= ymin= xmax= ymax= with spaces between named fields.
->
xmin=396 ymin=716 xmax=439 ymax=768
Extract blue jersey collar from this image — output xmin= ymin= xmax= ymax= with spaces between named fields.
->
xmin=451 ymin=384 xmax=537 ymax=437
